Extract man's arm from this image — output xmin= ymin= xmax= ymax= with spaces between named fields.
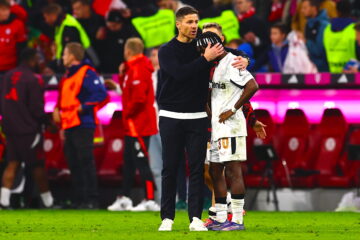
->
xmin=28 ymin=76 xmax=48 ymax=125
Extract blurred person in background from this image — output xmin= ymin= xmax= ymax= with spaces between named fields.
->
xmin=53 ymin=42 xmax=108 ymax=209
xmin=71 ymin=0 xmax=105 ymax=56
xmin=97 ymin=10 xmax=139 ymax=73
xmin=324 ymin=0 xmax=356 ymax=73
xmin=233 ymin=0 xmax=270 ymax=58
xmin=0 ymin=48 xmax=54 ymax=209
xmin=254 ymin=22 xmax=289 ymax=72
xmin=107 ymin=38 xmax=159 ymax=212
xmin=156 ymin=0 xmax=190 ymax=12
xmin=302 ymin=0 xmax=329 ymax=72
xmin=42 ymin=3 xmax=99 ymax=72
xmin=343 ymin=21 xmax=360 ymax=73
xmin=0 ymin=0 xmax=27 ymax=74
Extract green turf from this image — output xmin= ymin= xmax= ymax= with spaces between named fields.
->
xmin=0 ymin=210 xmax=359 ymax=240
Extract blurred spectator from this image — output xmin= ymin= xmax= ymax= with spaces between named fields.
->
xmin=268 ymin=0 xmax=285 ymax=24
xmin=53 ymin=42 xmax=108 ymax=209
xmin=254 ymin=22 xmax=289 ymax=72
xmin=8 ymin=0 xmax=28 ymax=23
xmin=42 ymin=3 xmax=99 ymax=70
xmin=108 ymin=38 xmax=159 ymax=212
xmin=343 ymin=22 xmax=360 ymax=73
xmin=156 ymin=0 xmax=189 ymax=11
xmin=292 ymin=0 xmax=337 ymax=33
xmin=226 ymin=38 xmax=255 ymax=66
xmin=324 ymin=0 xmax=356 ymax=73
xmin=71 ymin=0 xmax=106 ymax=47
xmin=234 ymin=0 xmax=270 ymax=58
xmin=0 ymin=48 xmax=54 ymax=209
xmin=0 ymin=0 xmax=27 ymax=74
xmin=302 ymin=0 xmax=329 ymax=72
xmin=97 ymin=10 xmax=139 ymax=73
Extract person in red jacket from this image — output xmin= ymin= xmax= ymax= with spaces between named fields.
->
xmin=0 ymin=0 xmax=27 ymax=73
xmin=108 ymin=37 xmax=159 ymax=212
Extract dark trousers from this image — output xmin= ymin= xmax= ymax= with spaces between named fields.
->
xmin=64 ymin=128 xmax=98 ymax=205
xmin=121 ymin=136 xmax=155 ymax=200
xmin=159 ymin=117 xmax=208 ymax=222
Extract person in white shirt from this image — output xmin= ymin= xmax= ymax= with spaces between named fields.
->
xmin=196 ymin=29 xmax=259 ymax=231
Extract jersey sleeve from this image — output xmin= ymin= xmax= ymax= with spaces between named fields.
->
xmin=229 ymin=67 xmax=254 ymax=88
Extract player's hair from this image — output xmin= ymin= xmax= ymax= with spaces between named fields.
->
xmin=0 ymin=0 xmax=10 ymax=8
xmin=175 ymin=6 xmax=198 ymax=21
xmin=336 ymin=0 xmax=352 ymax=18
xmin=203 ymin=22 xmax=223 ymax=34
xmin=20 ymin=48 xmax=38 ymax=64
xmin=65 ymin=42 xmax=85 ymax=61
xmin=302 ymin=0 xmax=321 ymax=9
xmin=271 ymin=22 xmax=289 ymax=35
xmin=125 ymin=38 xmax=144 ymax=55
xmin=71 ymin=0 xmax=91 ymax=6
xmin=355 ymin=22 xmax=360 ymax=32
xmin=42 ymin=3 xmax=63 ymax=15
xmin=196 ymin=31 xmax=223 ymax=53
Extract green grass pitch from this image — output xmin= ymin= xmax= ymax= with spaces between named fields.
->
xmin=0 ymin=210 xmax=359 ymax=240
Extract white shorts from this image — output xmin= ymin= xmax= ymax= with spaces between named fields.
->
xmin=205 ymin=141 xmax=211 ymax=165
xmin=209 ymin=137 xmax=246 ymax=163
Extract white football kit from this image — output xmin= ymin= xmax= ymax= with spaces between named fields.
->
xmin=209 ymin=52 xmax=254 ymax=163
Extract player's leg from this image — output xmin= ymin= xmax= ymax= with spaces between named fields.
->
xmin=159 ymin=117 xmax=185 ymax=226
xmin=209 ymin=161 xmax=228 ymax=223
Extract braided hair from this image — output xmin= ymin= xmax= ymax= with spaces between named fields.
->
xmin=196 ymin=31 xmax=223 ymax=53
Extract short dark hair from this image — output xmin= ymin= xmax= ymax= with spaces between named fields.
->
xmin=42 ymin=3 xmax=62 ymax=15
xmin=355 ymin=22 xmax=360 ymax=32
xmin=0 ymin=0 xmax=10 ymax=8
xmin=303 ymin=0 xmax=321 ymax=9
xmin=336 ymin=0 xmax=352 ymax=18
xmin=65 ymin=42 xmax=85 ymax=61
xmin=271 ymin=22 xmax=288 ymax=35
xmin=203 ymin=22 xmax=223 ymax=34
xmin=71 ymin=0 xmax=91 ymax=6
xmin=175 ymin=6 xmax=198 ymax=21
xmin=20 ymin=48 xmax=38 ymax=64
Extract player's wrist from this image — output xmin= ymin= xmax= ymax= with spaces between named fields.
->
xmin=231 ymin=106 xmax=238 ymax=113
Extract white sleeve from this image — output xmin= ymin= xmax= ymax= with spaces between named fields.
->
xmin=229 ymin=67 xmax=254 ymax=88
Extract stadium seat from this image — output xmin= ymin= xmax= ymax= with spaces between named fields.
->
xmin=245 ymin=109 xmax=276 ymax=187
xmin=343 ymin=128 xmax=360 ymax=187
xmin=310 ymin=109 xmax=350 ymax=187
xmin=272 ymin=109 xmax=311 ymax=187
xmin=98 ymin=111 xmax=124 ymax=183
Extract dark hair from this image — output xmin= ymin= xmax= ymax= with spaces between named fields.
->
xmin=196 ymin=31 xmax=223 ymax=53
xmin=20 ymin=48 xmax=38 ymax=64
xmin=0 ymin=0 xmax=10 ymax=8
xmin=336 ymin=0 xmax=352 ymax=18
xmin=203 ymin=22 xmax=223 ymax=34
xmin=303 ymin=0 xmax=321 ymax=9
xmin=71 ymin=0 xmax=91 ymax=6
xmin=42 ymin=3 xmax=63 ymax=15
xmin=355 ymin=22 xmax=360 ymax=32
xmin=271 ymin=22 xmax=288 ymax=35
xmin=176 ymin=6 xmax=198 ymax=20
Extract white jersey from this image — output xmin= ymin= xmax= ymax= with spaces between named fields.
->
xmin=211 ymin=52 xmax=254 ymax=141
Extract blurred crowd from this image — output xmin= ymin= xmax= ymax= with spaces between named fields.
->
xmin=0 ymin=0 xmax=359 ymax=76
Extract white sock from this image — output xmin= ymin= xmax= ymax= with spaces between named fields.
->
xmin=215 ymin=203 xmax=227 ymax=223
xmin=231 ymin=198 xmax=245 ymax=224
xmin=209 ymin=206 xmax=217 ymax=220
xmin=40 ymin=191 xmax=54 ymax=207
xmin=0 ymin=187 xmax=11 ymax=207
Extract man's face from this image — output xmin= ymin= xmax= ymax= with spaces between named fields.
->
xmin=43 ymin=13 xmax=58 ymax=26
xmin=0 ymin=6 xmax=10 ymax=22
xmin=176 ymin=14 xmax=199 ymax=40
xmin=301 ymin=1 xmax=315 ymax=18
xmin=270 ymin=28 xmax=285 ymax=45
xmin=234 ymin=0 xmax=251 ymax=14
xmin=62 ymin=47 xmax=75 ymax=68
xmin=356 ymin=31 xmax=360 ymax=46
xmin=106 ymin=21 xmax=122 ymax=32
xmin=72 ymin=2 xmax=89 ymax=19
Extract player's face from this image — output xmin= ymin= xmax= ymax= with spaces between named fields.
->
xmin=176 ymin=14 xmax=199 ymax=40
xmin=0 ymin=6 xmax=10 ymax=22
xmin=270 ymin=28 xmax=285 ymax=45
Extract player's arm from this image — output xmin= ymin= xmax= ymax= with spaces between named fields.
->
xmin=242 ymin=102 xmax=267 ymax=139
xmin=219 ymin=75 xmax=259 ymax=123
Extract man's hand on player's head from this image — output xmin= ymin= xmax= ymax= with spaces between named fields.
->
xmin=232 ymin=56 xmax=249 ymax=71
xmin=253 ymin=120 xmax=267 ymax=139
xmin=204 ymin=42 xmax=224 ymax=62
xmin=219 ymin=110 xmax=234 ymax=123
